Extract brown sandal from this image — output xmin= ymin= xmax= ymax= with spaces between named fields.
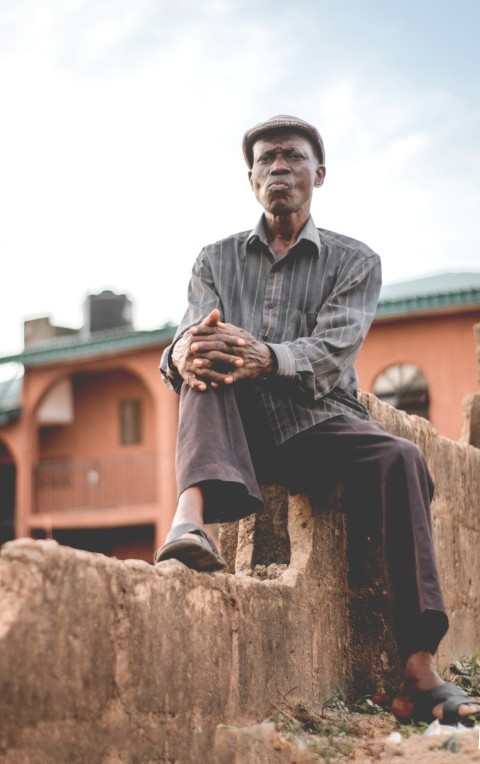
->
xmin=411 ymin=682 xmax=480 ymax=726
xmin=154 ymin=523 xmax=227 ymax=572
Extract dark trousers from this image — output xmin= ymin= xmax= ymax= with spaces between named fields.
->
xmin=176 ymin=383 xmax=449 ymax=662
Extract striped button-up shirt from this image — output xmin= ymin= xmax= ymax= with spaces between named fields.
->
xmin=160 ymin=215 xmax=382 ymax=446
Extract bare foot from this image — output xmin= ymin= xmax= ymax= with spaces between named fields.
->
xmin=392 ymin=651 xmax=480 ymax=724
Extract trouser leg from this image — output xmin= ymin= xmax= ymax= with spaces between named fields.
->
xmin=175 ymin=384 xmax=263 ymax=524
xmin=284 ymin=416 xmax=449 ymax=661
xmin=176 ymin=384 xmax=448 ymax=659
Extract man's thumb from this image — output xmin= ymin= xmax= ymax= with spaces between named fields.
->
xmin=201 ymin=308 xmax=221 ymax=326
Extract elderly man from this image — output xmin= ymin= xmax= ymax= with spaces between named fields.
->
xmin=156 ymin=115 xmax=480 ymax=726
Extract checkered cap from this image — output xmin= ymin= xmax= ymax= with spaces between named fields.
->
xmin=242 ymin=115 xmax=325 ymax=168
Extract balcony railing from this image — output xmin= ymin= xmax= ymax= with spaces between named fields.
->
xmin=34 ymin=452 xmax=156 ymax=513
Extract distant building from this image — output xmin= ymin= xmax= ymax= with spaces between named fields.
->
xmin=0 ymin=291 xmax=178 ymax=561
xmin=357 ymin=272 xmax=480 ymax=440
xmin=1 ymin=274 xmax=479 ymax=560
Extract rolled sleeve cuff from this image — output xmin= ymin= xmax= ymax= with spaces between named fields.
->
xmin=159 ymin=343 xmax=183 ymax=393
xmin=266 ymin=343 xmax=297 ymax=378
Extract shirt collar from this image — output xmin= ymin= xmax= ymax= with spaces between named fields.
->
xmin=246 ymin=214 xmax=321 ymax=257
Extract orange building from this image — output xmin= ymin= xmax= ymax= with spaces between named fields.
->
xmin=1 ymin=274 xmax=479 ymax=561
xmin=0 ymin=292 xmax=178 ymax=562
xmin=356 ymin=272 xmax=480 ymax=441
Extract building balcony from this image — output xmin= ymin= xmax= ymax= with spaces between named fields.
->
xmin=34 ymin=452 xmax=157 ymax=516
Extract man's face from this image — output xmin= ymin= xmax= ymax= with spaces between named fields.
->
xmin=249 ymin=131 xmax=325 ymax=217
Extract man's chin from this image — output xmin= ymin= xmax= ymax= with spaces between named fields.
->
xmin=266 ymin=201 xmax=295 ymax=216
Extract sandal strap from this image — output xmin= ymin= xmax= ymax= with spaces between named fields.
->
xmin=443 ymin=697 xmax=480 ymax=725
xmin=165 ymin=523 xmax=215 ymax=550
xmin=428 ymin=683 xmax=468 ymax=706
xmin=426 ymin=683 xmax=480 ymax=726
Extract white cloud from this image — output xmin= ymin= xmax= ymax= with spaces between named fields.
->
xmin=309 ymin=78 xmax=480 ymax=283
xmin=0 ymin=0 xmax=479 ymax=354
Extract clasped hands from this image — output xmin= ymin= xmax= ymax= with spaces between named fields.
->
xmin=172 ymin=309 xmax=273 ymax=392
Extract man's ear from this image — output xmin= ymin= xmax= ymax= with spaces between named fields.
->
xmin=314 ymin=165 xmax=326 ymax=188
xmin=248 ymin=170 xmax=253 ymax=188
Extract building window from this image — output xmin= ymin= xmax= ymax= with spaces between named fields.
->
xmin=119 ymin=399 xmax=142 ymax=445
xmin=372 ymin=363 xmax=430 ymax=420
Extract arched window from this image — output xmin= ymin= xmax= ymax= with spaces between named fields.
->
xmin=372 ymin=363 xmax=430 ymax=420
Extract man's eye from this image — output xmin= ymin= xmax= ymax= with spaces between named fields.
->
xmin=257 ymin=155 xmax=273 ymax=163
xmin=288 ymin=153 xmax=303 ymax=161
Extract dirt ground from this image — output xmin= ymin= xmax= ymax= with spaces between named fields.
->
xmin=267 ymin=706 xmax=480 ymax=763
xmin=336 ymin=712 xmax=480 ymax=763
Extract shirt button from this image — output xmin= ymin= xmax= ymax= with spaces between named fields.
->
xmin=268 ymin=302 xmax=274 ymax=309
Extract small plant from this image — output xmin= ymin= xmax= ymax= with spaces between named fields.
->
xmin=395 ymin=720 xmax=428 ymax=737
xmin=273 ymin=697 xmax=352 ymax=737
xmin=269 ymin=687 xmax=395 ymax=762
xmin=272 ymin=701 xmax=355 ymax=761
xmin=442 ymin=653 xmax=480 ymax=697
xmin=322 ymin=687 xmax=350 ymax=715
xmin=352 ymin=694 xmax=384 ymax=715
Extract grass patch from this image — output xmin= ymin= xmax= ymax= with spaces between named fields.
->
xmin=269 ymin=688 xmax=392 ymax=761
xmin=442 ymin=653 xmax=480 ymax=697
xmin=395 ymin=720 xmax=429 ymax=737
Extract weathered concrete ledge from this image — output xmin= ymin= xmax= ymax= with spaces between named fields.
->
xmin=1 ymin=394 xmax=479 ymax=763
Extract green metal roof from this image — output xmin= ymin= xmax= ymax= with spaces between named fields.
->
xmin=1 ymin=271 xmax=479 ymax=376
xmin=0 ymin=324 xmax=176 ymax=369
xmin=0 ymin=325 xmax=176 ymax=428
xmin=377 ymin=271 xmax=480 ymax=318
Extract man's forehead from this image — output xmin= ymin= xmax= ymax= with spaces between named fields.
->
xmin=253 ymin=130 xmax=316 ymax=153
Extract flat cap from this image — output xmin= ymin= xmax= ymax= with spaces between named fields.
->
xmin=242 ymin=115 xmax=325 ymax=168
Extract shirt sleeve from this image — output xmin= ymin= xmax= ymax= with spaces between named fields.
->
xmin=159 ymin=249 xmax=222 ymax=393
xmin=266 ymin=252 xmax=382 ymax=400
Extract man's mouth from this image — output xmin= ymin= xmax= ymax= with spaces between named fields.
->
xmin=268 ymin=181 xmax=290 ymax=190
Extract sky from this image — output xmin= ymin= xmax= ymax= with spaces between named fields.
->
xmin=1 ymin=0 xmax=479 ymax=357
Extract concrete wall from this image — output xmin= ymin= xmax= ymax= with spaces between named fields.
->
xmin=0 ymin=394 xmax=479 ymax=763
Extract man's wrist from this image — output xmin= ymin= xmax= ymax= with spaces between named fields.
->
xmin=263 ymin=344 xmax=278 ymax=375
xmin=265 ymin=343 xmax=295 ymax=378
xmin=171 ymin=334 xmax=188 ymax=370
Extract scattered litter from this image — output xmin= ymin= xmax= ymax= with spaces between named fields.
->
xmin=440 ymin=735 xmax=458 ymax=752
xmin=353 ymin=695 xmax=384 ymax=714
xmin=422 ymin=718 xmax=480 ymax=736
xmin=385 ymin=731 xmax=402 ymax=745
xmin=423 ymin=720 xmax=451 ymax=736
xmin=370 ymin=692 xmax=389 ymax=707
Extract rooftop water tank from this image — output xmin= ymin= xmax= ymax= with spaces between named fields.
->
xmin=83 ymin=290 xmax=133 ymax=334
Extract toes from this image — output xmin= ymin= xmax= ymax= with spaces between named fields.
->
xmin=432 ymin=702 xmax=480 ymax=723
xmin=458 ymin=703 xmax=480 ymax=719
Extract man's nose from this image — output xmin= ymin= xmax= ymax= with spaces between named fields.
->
xmin=270 ymin=154 xmax=290 ymax=173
